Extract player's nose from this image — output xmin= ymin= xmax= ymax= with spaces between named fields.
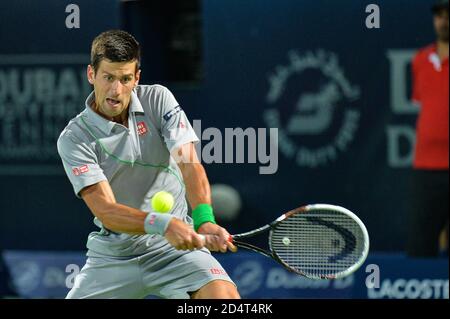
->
xmin=110 ymin=80 xmax=124 ymax=95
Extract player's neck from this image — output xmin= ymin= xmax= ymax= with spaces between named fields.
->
xmin=436 ymin=40 xmax=449 ymax=61
xmin=113 ymin=112 xmax=129 ymax=128
xmin=91 ymin=101 xmax=129 ymax=127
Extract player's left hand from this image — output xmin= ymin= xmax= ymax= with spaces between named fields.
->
xmin=197 ymin=222 xmax=237 ymax=253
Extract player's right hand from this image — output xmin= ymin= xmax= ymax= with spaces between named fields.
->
xmin=197 ymin=222 xmax=237 ymax=253
xmin=164 ymin=218 xmax=204 ymax=251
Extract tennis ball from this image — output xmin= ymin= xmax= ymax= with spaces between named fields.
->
xmin=282 ymin=237 xmax=291 ymax=246
xmin=151 ymin=191 xmax=174 ymax=213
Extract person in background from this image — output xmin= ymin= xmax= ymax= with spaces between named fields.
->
xmin=407 ymin=0 xmax=449 ymax=257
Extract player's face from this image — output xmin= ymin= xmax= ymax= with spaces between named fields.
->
xmin=87 ymin=60 xmax=141 ymax=119
xmin=434 ymin=9 xmax=449 ymax=42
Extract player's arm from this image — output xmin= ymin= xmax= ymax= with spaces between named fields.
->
xmin=80 ymin=180 xmax=203 ymax=250
xmin=173 ymin=142 xmax=237 ymax=253
xmin=80 ymin=181 xmax=146 ymax=235
xmin=57 ymin=126 xmax=202 ymax=250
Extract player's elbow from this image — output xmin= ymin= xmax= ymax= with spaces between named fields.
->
xmin=100 ymin=219 xmax=117 ymax=232
xmin=95 ymin=212 xmax=121 ymax=233
xmin=90 ymin=203 xmax=117 ymax=230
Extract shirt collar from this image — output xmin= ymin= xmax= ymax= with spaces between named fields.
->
xmin=429 ymin=43 xmax=449 ymax=64
xmin=129 ymin=89 xmax=144 ymax=114
xmin=84 ymin=89 xmax=144 ymax=135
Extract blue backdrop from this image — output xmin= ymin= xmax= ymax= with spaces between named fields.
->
xmin=3 ymin=250 xmax=448 ymax=299
xmin=0 ymin=0 xmax=441 ymax=254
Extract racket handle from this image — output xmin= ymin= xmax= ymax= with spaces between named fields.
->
xmin=197 ymin=234 xmax=234 ymax=243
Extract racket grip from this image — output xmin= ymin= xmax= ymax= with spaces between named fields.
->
xmin=197 ymin=234 xmax=233 ymax=243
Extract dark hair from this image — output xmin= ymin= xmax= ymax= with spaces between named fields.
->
xmin=90 ymin=30 xmax=141 ymax=73
xmin=432 ymin=0 xmax=449 ymax=15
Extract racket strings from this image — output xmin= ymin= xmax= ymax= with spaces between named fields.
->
xmin=270 ymin=210 xmax=367 ymax=279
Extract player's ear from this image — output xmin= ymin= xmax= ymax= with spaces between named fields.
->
xmin=135 ymin=69 xmax=141 ymax=86
xmin=87 ymin=65 xmax=95 ymax=85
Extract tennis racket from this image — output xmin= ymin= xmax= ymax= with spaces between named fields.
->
xmin=199 ymin=204 xmax=369 ymax=279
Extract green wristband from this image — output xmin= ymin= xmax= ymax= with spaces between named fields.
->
xmin=192 ymin=204 xmax=216 ymax=231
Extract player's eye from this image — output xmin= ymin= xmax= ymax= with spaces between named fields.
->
xmin=104 ymin=75 xmax=114 ymax=82
xmin=121 ymin=77 xmax=132 ymax=84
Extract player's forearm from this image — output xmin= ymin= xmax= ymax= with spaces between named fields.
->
xmin=81 ymin=181 xmax=148 ymax=234
xmin=179 ymin=162 xmax=211 ymax=209
xmin=95 ymin=202 xmax=147 ymax=235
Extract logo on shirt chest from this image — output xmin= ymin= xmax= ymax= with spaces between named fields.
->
xmin=137 ymin=121 xmax=149 ymax=136
xmin=72 ymin=164 xmax=89 ymax=176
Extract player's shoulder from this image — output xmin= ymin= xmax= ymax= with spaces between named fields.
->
xmin=413 ymin=43 xmax=436 ymax=64
xmin=135 ymin=84 xmax=173 ymax=99
xmin=57 ymin=111 xmax=90 ymax=148
xmin=134 ymin=84 xmax=179 ymax=116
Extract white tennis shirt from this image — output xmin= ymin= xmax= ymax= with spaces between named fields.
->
xmin=57 ymin=85 xmax=199 ymax=257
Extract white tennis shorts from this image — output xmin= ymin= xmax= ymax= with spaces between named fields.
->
xmin=66 ymin=243 xmax=235 ymax=299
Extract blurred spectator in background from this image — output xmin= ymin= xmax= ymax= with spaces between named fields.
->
xmin=407 ymin=0 xmax=449 ymax=257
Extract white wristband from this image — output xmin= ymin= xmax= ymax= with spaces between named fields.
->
xmin=144 ymin=213 xmax=174 ymax=235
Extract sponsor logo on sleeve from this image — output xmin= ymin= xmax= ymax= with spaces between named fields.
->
xmin=72 ymin=165 xmax=89 ymax=176
xmin=210 ymin=268 xmax=227 ymax=276
xmin=163 ymin=105 xmax=183 ymax=121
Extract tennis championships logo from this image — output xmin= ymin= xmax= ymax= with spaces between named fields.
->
xmin=263 ymin=50 xmax=361 ymax=167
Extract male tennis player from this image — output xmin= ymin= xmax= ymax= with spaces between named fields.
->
xmin=57 ymin=30 xmax=240 ymax=299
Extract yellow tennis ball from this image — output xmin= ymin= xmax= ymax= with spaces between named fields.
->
xmin=151 ymin=191 xmax=174 ymax=213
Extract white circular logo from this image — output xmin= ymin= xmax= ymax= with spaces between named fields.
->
xmin=231 ymin=261 xmax=265 ymax=296
xmin=263 ymin=49 xmax=361 ymax=167
xmin=11 ymin=261 xmax=41 ymax=294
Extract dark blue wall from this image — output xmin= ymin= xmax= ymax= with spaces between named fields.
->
xmin=0 ymin=0 xmax=121 ymax=250
xmin=0 ymin=0 xmax=440 ymax=252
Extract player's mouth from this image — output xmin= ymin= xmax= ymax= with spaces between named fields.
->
xmin=106 ymin=97 xmax=121 ymax=107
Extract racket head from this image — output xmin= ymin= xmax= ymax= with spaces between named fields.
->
xmin=269 ymin=204 xmax=370 ymax=280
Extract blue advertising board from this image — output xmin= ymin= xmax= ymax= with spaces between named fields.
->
xmin=3 ymin=250 xmax=447 ymax=299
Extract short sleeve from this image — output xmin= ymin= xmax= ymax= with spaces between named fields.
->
xmin=57 ymin=130 xmax=108 ymax=198
xmin=149 ymin=85 xmax=199 ymax=152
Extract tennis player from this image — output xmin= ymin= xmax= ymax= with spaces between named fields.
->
xmin=57 ymin=30 xmax=240 ymax=299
